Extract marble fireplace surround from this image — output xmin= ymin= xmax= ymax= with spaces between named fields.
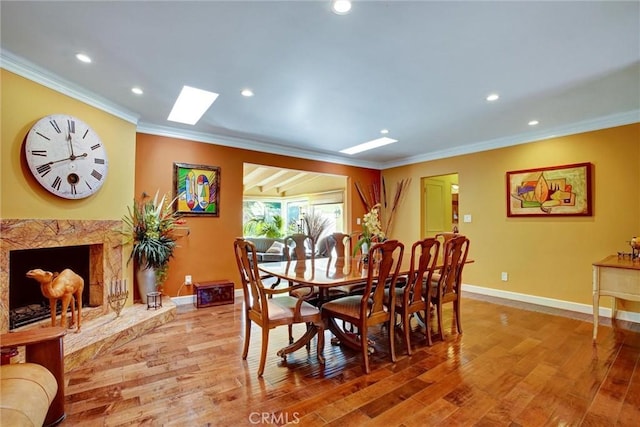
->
xmin=0 ymin=219 xmax=123 ymax=333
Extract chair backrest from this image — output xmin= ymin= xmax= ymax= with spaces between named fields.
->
xmin=284 ymin=234 xmax=315 ymax=261
xmin=361 ymin=239 xmax=404 ymax=320
xmin=436 ymin=235 xmax=470 ymax=297
xmin=434 ymin=231 xmax=459 ymax=245
xmin=233 ymin=238 xmax=266 ymax=317
xmin=326 ymin=232 xmax=352 ymax=258
xmin=406 ymin=237 xmax=440 ymax=302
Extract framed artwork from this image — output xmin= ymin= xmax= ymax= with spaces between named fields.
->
xmin=506 ymin=162 xmax=592 ymax=217
xmin=173 ymin=163 xmax=220 ymax=216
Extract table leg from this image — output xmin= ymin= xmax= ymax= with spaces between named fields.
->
xmin=327 ymin=318 xmax=362 ymax=352
xmin=276 ymin=324 xmax=318 ymax=358
xmin=593 ymin=292 xmax=599 ymax=341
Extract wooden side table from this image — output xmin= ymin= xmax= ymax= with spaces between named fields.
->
xmin=592 ymin=255 xmax=640 ymax=339
xmin=1 ymin=327 xmax=66 ymax=426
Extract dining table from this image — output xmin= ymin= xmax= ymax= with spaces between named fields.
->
xmin=258 ymin=252 xmax=474 ymax=359
xmin=258 ymin=255 xmax=407 ymax=356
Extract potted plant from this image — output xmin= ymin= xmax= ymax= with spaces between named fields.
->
xmin=122 ymin=191 xmax=179 ymax=301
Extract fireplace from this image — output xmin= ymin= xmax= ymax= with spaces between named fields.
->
xmin=0 ymin=219 xmax=124 ymax=333
xmin=9 ymin=245 xmax=92 ymax=329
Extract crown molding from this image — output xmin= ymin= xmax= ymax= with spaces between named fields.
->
xmin=1 ymin=49 xmax=139 ymax=125
xmin=382 ymin=110 xmax=640 ymax=169
xmin=136 ymin=122 xmax=382 ymax=170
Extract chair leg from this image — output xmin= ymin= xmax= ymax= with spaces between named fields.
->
xmin=424 ymin=308 xmax=433 ymax=347
xmin=402 ymin=311 xmax=412 ymax=356
xmin=288 ymin=325 xmax=294 ymax=344
xmin=242 ymin=317 xmax=251 ymax=359
xmin=258 ymin=326 xmax=269 ymax=377
xmin=315 ymin=321 xmax=325 ymax=364
xmin=437 ymin=302 xmax=444 ymax=340
xmin=388 ymin=318 xmax=396 ymax=363
xmin=455 ymin=298 xmax=462 ymax=334
xmin=361 ymin=325 xmax=370 ymax=374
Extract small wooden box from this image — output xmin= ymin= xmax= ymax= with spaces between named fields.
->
xmin=194 ymin=280 xmax=234 ymax=308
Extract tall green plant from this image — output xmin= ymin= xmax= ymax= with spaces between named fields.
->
xmin=121 ymin=192 xmax=179 ymax=285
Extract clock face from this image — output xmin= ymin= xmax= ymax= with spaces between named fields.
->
xmin=25 ymin=114 xmax=109 ymax=199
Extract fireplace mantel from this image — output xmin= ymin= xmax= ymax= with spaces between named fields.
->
xmin=0 ymin=219 xmax=124 ymax=332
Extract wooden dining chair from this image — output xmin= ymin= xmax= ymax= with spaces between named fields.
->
xmin=428 ymin=235 xmax=469 ymax=340
xmin=326 ymin=232 xmax=352 ymax=258
xmin=233 ymin=238 xmax=325 ymax=377
xmin=321 ymin=239 xmax=404 ymax=374
xmin=284 ymin=233 xmax=315 ymax=262
xmin=389 ymin=237 xmax=440 ymax=353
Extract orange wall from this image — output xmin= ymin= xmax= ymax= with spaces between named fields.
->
xmin=136 ymin=133 xmax=379 ymax=295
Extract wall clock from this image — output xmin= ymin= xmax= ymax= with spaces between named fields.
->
xmin=25 ymin=114 xmax=109 ymax=199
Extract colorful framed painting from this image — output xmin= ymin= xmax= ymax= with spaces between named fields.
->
xmin=506 ymin=162 xmax=592 ymax=217
xmin=173 ymin=163 xmax=220 ymax=217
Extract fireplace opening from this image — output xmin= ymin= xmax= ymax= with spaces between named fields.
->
xmin=9 ymin=245 xmax=91 ymax=330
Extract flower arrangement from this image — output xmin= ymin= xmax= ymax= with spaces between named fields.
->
xmin=121 ymin=191 xmax=180 ymax=286
xmin=354 ymin=203 xmax=385 ymax=256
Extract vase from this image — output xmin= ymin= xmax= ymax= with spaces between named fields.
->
xmin=361 ymin=242 xmax=369 ymax=264
xmin=136 ymin=265 xmax=157 ymax=304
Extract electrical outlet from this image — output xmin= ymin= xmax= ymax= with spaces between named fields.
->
xmin=501 ymin=272 xmax=508 ymax=282
xmin=463 ymin=214 xmax=472 ymax=223
xmin=185 ymin=275 xmax=192 ymax=285
xmin=357 ymin=217 xmax=361 ymax=225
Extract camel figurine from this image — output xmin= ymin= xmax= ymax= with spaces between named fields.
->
xmin=26 ymin=268 xmax=83 ymax=332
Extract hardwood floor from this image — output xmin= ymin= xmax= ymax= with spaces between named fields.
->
xmin=60 ymin=293 xmax=640 ymax=426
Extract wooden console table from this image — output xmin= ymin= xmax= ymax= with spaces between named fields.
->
xmin=1 ymin=327 xmax=66 ymax=426
xmin=592 ymin=255 xmax=640 ymax=339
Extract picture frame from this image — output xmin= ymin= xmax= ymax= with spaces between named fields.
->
xmin=173 ymin=163 xmax=220 ymax=217
xmin=506 ymin=162 xmax=592 ymax=217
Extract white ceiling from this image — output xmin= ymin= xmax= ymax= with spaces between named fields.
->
xmin=1 ymin=1 xmax=639 ymax=169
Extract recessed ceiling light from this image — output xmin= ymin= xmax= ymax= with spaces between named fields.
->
xmin=75 ymin=53 xmax=92 ymax=63
xmin=332 ymin=0 xmax=352 ymax=15
xmin=131 ymin=87 xmax=143 ymax=95
xmin=528 ymin=120 xmax=539 ymax=126
xmin=486 ymin=93 xmax=499 ymax=101
xmin=340 ymin=137 xmax=397 ymax=155
xmin=167 ymin=85 xmax=219 ymax=125
xmin=241 ymin=89 xmax=254 ymax=97
xmin=380 ymin=129 xmax=389 ymax=134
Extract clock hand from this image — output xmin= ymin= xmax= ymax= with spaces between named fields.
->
xmin=67 ymin=132 xmax=77 ymax=159
xmin=44 ymin=152 xmax=88 ymax=166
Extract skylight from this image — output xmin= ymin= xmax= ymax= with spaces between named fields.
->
xmin=340 ymin=137 xmax=397 ymax=155
xmin=167 ymin=85 xmax=219 ymax=125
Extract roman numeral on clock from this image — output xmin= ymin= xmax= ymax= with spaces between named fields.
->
xmin=50 ymin=120 xmax=61 ymax=133
xmin=94 ymin=158 xmax=105 ymax=164
xmin=51 ymin=176 xmax=62 ymax=191
xmin=91 ymin=143 xmax=101 ymax=150
xmin=31 ymin=150 xmax=47 ymax=157
xmin=36 ymin=164 xmax=52 ymax=176
xmin=70 ymin=183 xmax=77 ymax=195
xmin=91 ymin=170 xmax=103 ymax=181
xmin=36 ymin=131 xmax=50 ymax=141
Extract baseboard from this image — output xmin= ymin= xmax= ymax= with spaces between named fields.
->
xmin=462 ymin=283 xmax=640 ymax=324
xmin=171 ymin=295 xmax=196 ymax=306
